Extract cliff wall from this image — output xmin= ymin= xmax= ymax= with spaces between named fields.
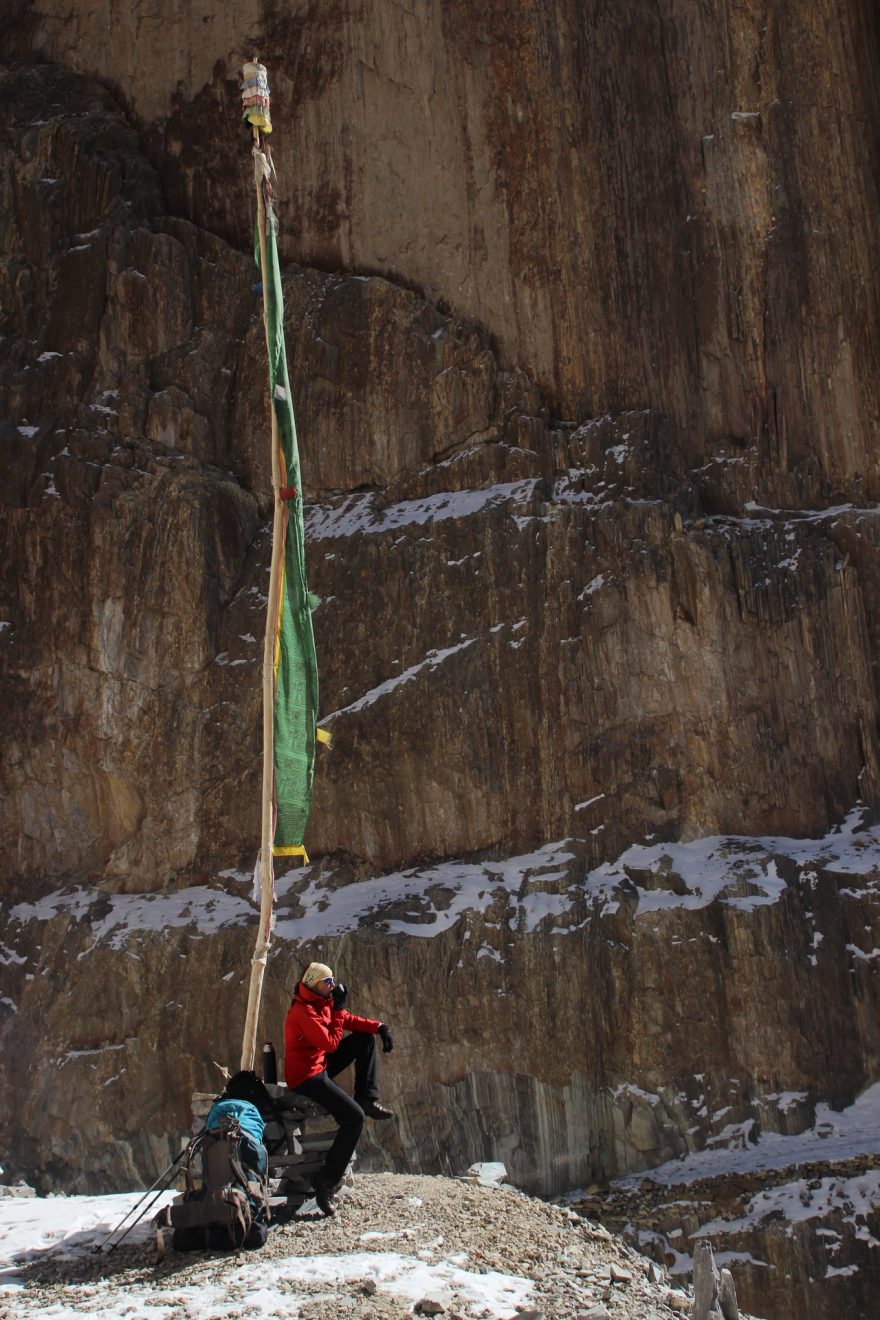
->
xmin=2 ymin=6 xmax=880 ymax=1317
xmin=12 ymin=0 xmax=880 ymax=496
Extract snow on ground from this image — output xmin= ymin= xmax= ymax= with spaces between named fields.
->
xmin=322 ymin=638 xmax=477 ymax=721
xmin=582 ymin=1084 xmax=880 ymax=1282
xmin=612 ymin=1091 xmax=880 ymax=1279
xmin=272 ymin=805 xmax=880 ymax=941
xmin=0 ymin=1188 xmax=532 ymax=1319
xmin=275 ymin=841 xmax=579 ymax=941
xmin=614 ymin=1081 xmax=880 ymax=1188
xmin=7 ymin=885 xmax=252 ymax=951
xmin=0 ymin=1190 xmax=175 ymax=1281
xmin=304 ymin=480 xmax=540 ymax=541
xmin=0 ymin=1169 xmax=777 ymax=1320
xmin=4 ymin=808 xmax=879 ymax=959
xmin=591 ymin=805 xmax=880 ymax=913
xmin=302 ymin=472 xmax=880 ymax=547
xmin=696 ymin=1169 xmax=880 ymax=1241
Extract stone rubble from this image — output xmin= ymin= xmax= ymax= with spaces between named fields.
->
xmin=6 ymin=1172 xmax=764 ymax=1320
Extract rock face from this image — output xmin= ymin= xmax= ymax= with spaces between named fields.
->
xmin=2 ymin=9 xmax=880 ymax=1320
xmin=3 ymin=60 xmax=880 ymax=891
xmin=11 ymin=0 xmax=880 ymax=487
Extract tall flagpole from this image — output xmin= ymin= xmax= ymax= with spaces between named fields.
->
xmin=240 ymin=60 xmax=282 ymax=1072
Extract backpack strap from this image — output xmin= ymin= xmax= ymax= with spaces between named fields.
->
xmin=225 ymin=1126 xmax=271 ymax=1223
xmin=227 ymin=1146 xmax=253 ymax=1197
xmin=219 ymin=1187 xmax=252 ymax=1248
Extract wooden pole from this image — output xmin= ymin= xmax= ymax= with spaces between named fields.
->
xmin=240 ymin=126 xmax=284 ymax=1072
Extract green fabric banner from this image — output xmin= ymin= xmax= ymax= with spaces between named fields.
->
xmin=261 ymin=210 xmax=319 ymax=856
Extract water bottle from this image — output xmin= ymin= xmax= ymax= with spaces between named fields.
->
xmin=261 ymin=1041 xmax=277 ymax=1085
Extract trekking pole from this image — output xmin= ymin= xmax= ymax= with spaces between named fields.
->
xmin=93 ymin=1133 xmax=201 ymax=1254
xmin=104 ymin=1174 xmax=180 ymax=1254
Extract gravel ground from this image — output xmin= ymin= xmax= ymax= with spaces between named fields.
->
xmin=2 ymin=1172 xmax=760 ymax=1319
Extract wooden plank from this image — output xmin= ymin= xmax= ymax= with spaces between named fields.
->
xmin=271 ymin=1156 xmax=326 ymax=1176
xmin=296 ymin=1135 xmax=335 ymax=1152
xmin=270 ymin=1153 xmax=326 ymax=1169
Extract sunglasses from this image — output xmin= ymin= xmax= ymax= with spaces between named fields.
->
xmin=321 ymin=977 xmax=334 ymax=985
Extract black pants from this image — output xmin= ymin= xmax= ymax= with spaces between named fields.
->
xmin=293 ymin=1032 xmax=378 ymax=1187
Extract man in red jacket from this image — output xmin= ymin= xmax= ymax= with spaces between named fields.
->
xmin=284 ymin=961 xmax=394 ymax=1215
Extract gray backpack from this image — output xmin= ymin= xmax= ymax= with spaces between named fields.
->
xmin=159 ymin=1115 xmax=270 ymax=1251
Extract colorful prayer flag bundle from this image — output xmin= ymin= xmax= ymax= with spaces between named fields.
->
xmin=241 ymin=61 xmax=272 ymax=133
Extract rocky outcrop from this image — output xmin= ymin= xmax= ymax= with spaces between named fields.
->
xmin=579 ymin=1153 xmax=880 ymax=1320
xmin=2 ymin=10 xmax=880 ymax=1320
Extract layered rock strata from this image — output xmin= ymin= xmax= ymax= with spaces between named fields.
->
xmin=2 ymin=17 xmax=880 ymax=1320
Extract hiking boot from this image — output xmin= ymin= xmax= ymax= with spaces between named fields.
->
xmin=360 ymin=1099 xmax=395 ymax=1121
xmin=313 ymin=1179 xmax=338 ymax=1216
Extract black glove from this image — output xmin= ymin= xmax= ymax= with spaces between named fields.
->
xmin=331 ymin=982 xmax=348 ymax=1009
xmin=377 ymin=1023 xmax=393 ymax=1053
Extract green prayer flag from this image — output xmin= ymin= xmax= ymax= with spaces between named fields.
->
xmin=261 ymin=210 xmax=319 ymax=856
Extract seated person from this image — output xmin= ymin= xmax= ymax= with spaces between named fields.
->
xmin=284 ymin=961 xmax=394 ymax=1215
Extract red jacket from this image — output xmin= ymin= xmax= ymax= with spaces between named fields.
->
xmin=284 ymin=982 xmax=381 ymax=1088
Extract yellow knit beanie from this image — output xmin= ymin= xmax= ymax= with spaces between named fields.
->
xmin=302 ymin=961 xmax=334 ymax=988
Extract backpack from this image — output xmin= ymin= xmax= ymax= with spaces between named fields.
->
xmin=221 ymin=1069 xmax=291 ymax=1155
xmin=159 ymin=1099 xmax=270 ymax=1252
